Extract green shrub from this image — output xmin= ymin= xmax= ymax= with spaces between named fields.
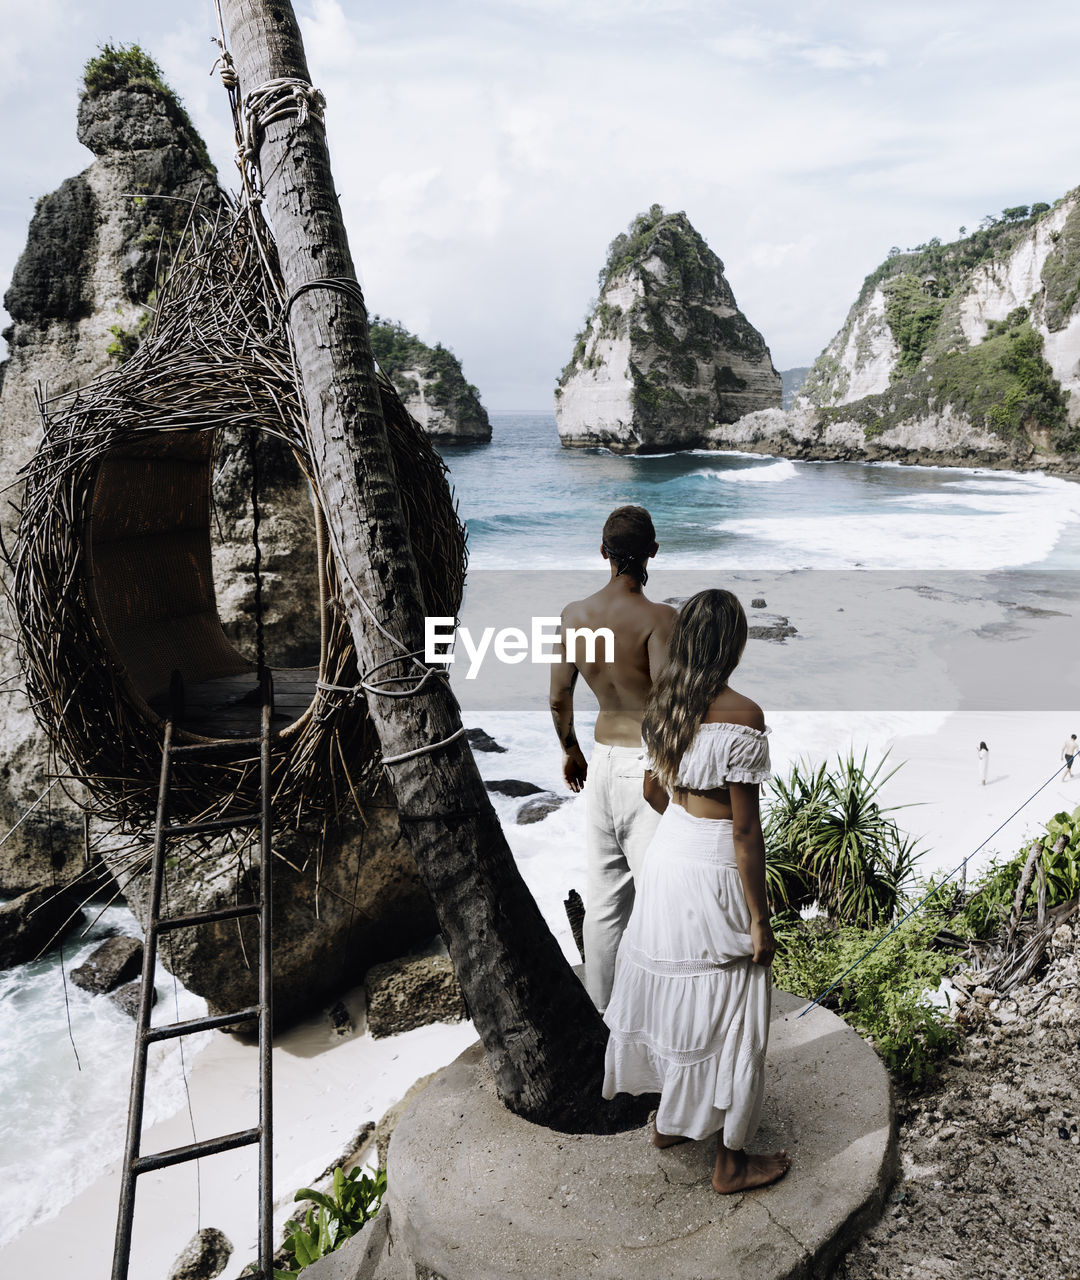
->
xmin=1039 ymin=807 xmax=1080 ymax=902
xmin=763 ymin=751 xmax=921 ymax=925
xmin=953 ymin=851 xmax=1024 ymax=938
xmin=772 ymin=913 xmax=960 ymax=1087
xmin=883 ymin=274 xmax=945 ymax=377
xmin=274 ymin=1166 xmax=386 ymax=1277
xmin=84 ymin=43 xmax=169 ymax=95
xmin=952 ymin=807 xmax=1080 ymax=939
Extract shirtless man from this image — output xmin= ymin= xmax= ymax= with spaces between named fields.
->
xmin=1063 ymin=733 xmax=1078 ymax=780
xmin=549 ymin=506 xmax=677 ymax=1011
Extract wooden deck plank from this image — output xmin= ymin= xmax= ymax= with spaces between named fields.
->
xmin=148 ymin=667 xmax=319 ymax=739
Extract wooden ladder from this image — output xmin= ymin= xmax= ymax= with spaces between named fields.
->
xmin=111 ymin=671 xmax=275 ymax=1280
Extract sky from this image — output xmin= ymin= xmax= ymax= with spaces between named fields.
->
xmin=1 ymin=1 xmax=1079 ymax=409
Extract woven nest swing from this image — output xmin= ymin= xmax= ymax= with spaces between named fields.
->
xmin=10 ymin=201 xmax=467 ymax=835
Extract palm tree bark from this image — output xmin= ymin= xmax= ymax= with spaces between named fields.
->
xmin=219 ymin=0 xmax=636 ymax=1131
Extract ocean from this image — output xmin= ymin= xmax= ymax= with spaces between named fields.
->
xmin=445 ymin=414 xmax=1080 ymax=573
xmin=5 ymin=411 xmax=1080 ymax=1250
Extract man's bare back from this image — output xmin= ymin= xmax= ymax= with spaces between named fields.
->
xmin=550 ymin=571 xmax=676 ymax=788
xmin=564 ymin=580 xmax=676 ymax=745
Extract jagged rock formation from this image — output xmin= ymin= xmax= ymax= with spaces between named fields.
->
xmin=114 ymin=803 xmax=434 ymax=1029
xmin=0 ymin=59 xmax=223 ymax=891
xmin=369 ymin=317 xmax=491 ymax=442
xmin=0 ymin=51 xmax=439 ymax=1026
xmin=725 ymin=198 xmax=1080 ymax=471
xmin=554 ymin=205 xmax=781 ymax=452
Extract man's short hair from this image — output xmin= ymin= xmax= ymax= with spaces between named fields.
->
xmin=602 ymin=506 xmax=655 ymax=583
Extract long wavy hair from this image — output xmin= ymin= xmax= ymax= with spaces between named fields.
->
xmin=642 ymin=589 xmax=748 ymax=791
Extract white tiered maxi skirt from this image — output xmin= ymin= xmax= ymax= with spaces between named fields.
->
xmin=601 ymin=803 xmax=771 ymax=1147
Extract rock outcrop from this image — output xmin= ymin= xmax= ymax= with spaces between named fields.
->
xmin=369 ymin=318 xmax=491 ymax=442
xmin=364 ymin=950 xmax=466 ymax=1038
xmin=555 ymin=205 xmax=781 ymax=452
xmin=0 ymin=58 xmax=222 ymax=892
xmin=0 ymin=882 xmax=88 ymax=969
xmin=166 ymin=1227 xmax=233 ymax=1280
xmin=743 ymin=197 xmax=1080 ymax=471
xmin=0 ymin=50 xmax=441 ymax=1027
xmin=113 ymin=800 xmax=436 ymax=1030
xmin=70 ymin=935 xmax=143 ymax=994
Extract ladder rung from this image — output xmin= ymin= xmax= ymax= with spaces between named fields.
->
xmin=132 ymin=1126 xmax=260 ymax=1174
xmin=170 ymin=738 xmax=261 ymax=761
xmin=158 ymin=902 xmax=261 ymax=933
xmin=165 ymin=812 xmax=261 ymax=837
xmin=144 ymin=1007 xmax=260 ymax=1043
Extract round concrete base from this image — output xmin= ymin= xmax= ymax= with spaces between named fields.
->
xmin=377 ymin=990 xmax=896 ymax=1280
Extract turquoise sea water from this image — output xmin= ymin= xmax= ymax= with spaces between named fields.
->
xmin=441 ymin=413 xmax=1080 ymax=573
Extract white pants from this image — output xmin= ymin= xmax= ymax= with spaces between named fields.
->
xmin=584 ymin=744 xmax=661 ymax=1012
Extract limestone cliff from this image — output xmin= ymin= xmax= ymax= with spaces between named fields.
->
xmin=744 ymin=197 xmax=1080 ymax=471
xmin=554 ymin=205 xmax=781 ymax=452
xmin=369 ymin=318 xmax=491 ymax=442
xmin=0 ymin=56 xmax=223 ymax=891
xmin=0 ymin=51 xmax=439 ymax=1021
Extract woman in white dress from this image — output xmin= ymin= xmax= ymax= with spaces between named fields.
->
xmin=977 ymin=741 xmax=989 ymax=785
xmin=602 ymin=589 xmax=789 ymax=1193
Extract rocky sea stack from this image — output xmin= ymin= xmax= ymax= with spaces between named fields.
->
xmin=0 ymin=47 xmax=223 ymax=891
xmin=554 ymin=205 xmax=781 ymax=452
xmin=370 ymin=318 xmax=491 ymax=442
xmin=0 ymin=47 xmax=440 ymax=1024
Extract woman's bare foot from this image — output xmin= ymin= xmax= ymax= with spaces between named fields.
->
xmin=651 ymin=1120 xmax=690 ymax=1149
xmin=712 ymin=1142 xmax=790 ymax=1193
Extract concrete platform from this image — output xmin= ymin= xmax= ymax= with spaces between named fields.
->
xmin=308 ymin=989 xmax=896 ymax=1280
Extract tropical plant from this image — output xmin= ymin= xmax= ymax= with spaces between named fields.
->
xmin=84 ymin=43 xmax=169 ymax=95
xmin=956 ymin=807 xmax=1080 ymax=939
xmin=273 ymin=1166 xmax=386 ymax=1277
xmin=954 ymin=850 xmax=1025 ymax=938
xmin=764 ymin=751 xmax=920 ymax=925
xmin=1041 ymin=807 xmax=1080 ymax=904
xmin=772 ymin=911 xmax=960 ymax=1086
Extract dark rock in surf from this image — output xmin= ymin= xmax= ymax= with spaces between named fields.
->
xmin=71 ymin=935 xmax=143 ymax=994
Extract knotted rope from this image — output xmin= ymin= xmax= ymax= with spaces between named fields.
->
xmin=242 ymin=77 xmax=326 ymax=165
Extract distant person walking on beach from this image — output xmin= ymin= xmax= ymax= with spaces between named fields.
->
xmin=977 ymin=741 xmax=989 ymax=786
xmin=1064 ymin=734 xmax=1078 ymax=780
xmin=549 ymin=506 xmax=676 ymax=1011
xmin=603 ymin=589 xmax=789 ymax=1193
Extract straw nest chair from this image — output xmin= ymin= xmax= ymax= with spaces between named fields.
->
xmin=9 ymin=202 xmax=467 ymax=835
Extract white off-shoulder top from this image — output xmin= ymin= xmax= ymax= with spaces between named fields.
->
xmin=647 ymin=722 xmax=771 ymax=790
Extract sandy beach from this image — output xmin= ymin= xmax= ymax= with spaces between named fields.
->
xmin=4 ymin=994 xmax=477 ymax=1278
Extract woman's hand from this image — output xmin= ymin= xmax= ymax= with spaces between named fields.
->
xmin=750 ymin=919 xmax=776 ymax=966
xmin=643 ymin=769 xmax=669 ymax=814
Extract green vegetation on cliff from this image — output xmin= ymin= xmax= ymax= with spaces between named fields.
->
xmin=803 ymin=203 xmax=1067 ymax=408
xmin=803 ymin=197 xmax=1080 ymax=456
xmin=84 ymin=43 xmax=171 ymax=95
xmin=84 ymin=43 xmax=212 ymax=173
xmin=1041 ymin=198 xmax=1080 ymax=331
xmin=369 ymin=317 xmax=488 ymax=435
xmin=820 ymin=308 xmax=1075 ymax=452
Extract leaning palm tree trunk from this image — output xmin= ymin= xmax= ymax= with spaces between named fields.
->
xmin=219 ymin=0 xmax=626 ymax=1131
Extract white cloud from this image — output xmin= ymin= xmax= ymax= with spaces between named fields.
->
xmin=2 ymin=1 xmax=1080 ymax=404
xmin=795 ymin=42 xmax=887 ymax=72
